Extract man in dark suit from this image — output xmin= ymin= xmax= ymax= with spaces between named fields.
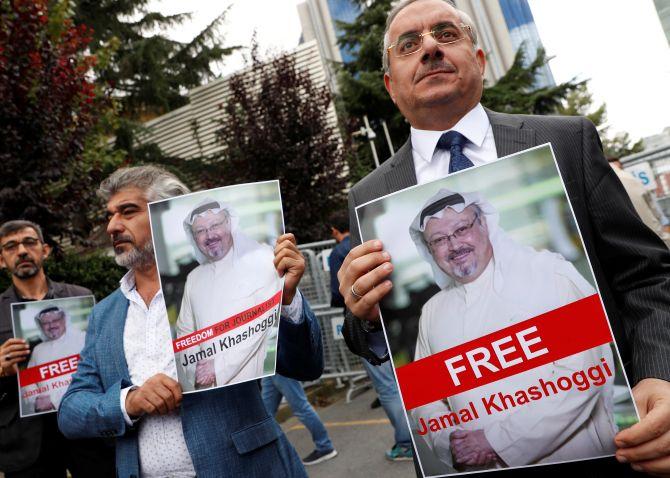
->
xmin=0 ymin=220 xmax=115 ymax=477
xmin=339 ymin=0 xmax=670 ymax=475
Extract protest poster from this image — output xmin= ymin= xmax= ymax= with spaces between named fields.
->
xmin=12 ymin=295 xmax=94 ymax=418
xmin=355 ymin=144 xmax=638 ymax=476
xmin=148 ymin=180 xmax=284 ymax=394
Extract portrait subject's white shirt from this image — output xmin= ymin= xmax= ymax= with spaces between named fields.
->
xmin=119 ymin=271 xmax=196 ymax=478
xmin=176 ymin=240 xmax=285 ymax=388
xmin=411 ymin=103 xmax=498 ymax=184
xmin=412 ymin=255 xmax=617 ymax=468
xmin=26 ymin=327 xmax=86 ymax=412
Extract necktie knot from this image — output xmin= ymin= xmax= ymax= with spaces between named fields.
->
xmin=437 ymin=130 xmax=468 ymax=152
xmin=435 ymin=130 xmax=474 ymax=173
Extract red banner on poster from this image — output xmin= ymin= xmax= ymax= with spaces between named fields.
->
xmin=173 ymin=290 xmax=283 ymax=353
xmin=19 ymin=353 xmax=80 ymax=387
xmin=396 ymin=294 xmax=612 ymax=410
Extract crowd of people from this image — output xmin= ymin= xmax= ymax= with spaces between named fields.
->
xmin=1 ymin=0 xmax=669 ymax=477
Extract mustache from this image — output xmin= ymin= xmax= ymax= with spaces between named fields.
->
xmin=204 ymin=236 xmax=221 ymax=246
xmin=448 ymin=246 xmax=474 ymax=260
xmin=14 ymin=256 xmax=36 ymax=267
xmin=112 ymin=233 xmax=133 ymax=246
xmin=415 ymin=59 xmax=457 ymax=82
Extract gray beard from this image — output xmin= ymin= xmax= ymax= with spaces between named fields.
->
xmin=13 ymin=263 xmax=39 ymax=279
xmin=452 ymin=259 xmax=478 ymax=279
xmin=115 ymin=241 xmax=155 ymax=270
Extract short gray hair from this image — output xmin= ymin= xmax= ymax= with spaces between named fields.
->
xmin=98 ymin=165 xmax=190 ymax=203
xmin=382 ymin=0 xmax=478 ymax=73
xmin=0 ymin=220 xmax=45 ymax=243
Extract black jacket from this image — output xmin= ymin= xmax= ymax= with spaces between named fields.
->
xmin=0 ymin=280 xmax=90 ymax=473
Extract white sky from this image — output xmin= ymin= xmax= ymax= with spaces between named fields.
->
xmin=150 ymin=0 xmax=670 ymax=141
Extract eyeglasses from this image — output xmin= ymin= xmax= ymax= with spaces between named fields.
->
xmin=388 ymin=22 xmax=471 ymax=57
xmin=193 ymin=221 xmax=228 ymax=240
xmin=0 ymin=237 xmax=41 ymax=253
xmin=427 ymin=213 xmax=480 ymax=249
xmin=39 ymin=317 xmax=65 ymax=327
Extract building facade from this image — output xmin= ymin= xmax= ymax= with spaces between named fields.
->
xmin=497 ymin=0 xmax=555 ymax=87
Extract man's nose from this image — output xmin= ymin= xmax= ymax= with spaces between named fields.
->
xmin=107 ymin=214 xmax=124 ymax=235
xmin=420 ymin=33 xmax=444 ymax=63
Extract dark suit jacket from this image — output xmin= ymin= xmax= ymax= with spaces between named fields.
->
xmin=342 ymin=109 xmax=670 ymax=477
xmin=0 ymin=280 xmax=91 ymax=473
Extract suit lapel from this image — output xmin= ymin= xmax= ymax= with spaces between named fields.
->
xmin=382 ymin=110 xmax=537 ymax=195
xmin=384 ymin=139 xmax=417 ymax=191
xmin=486 ymin=108 xmax=537 ymax=156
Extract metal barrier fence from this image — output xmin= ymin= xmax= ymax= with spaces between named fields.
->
xmin=298 ymin=240 xmax=370 ymax=401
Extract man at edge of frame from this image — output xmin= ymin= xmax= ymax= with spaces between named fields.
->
xmin=339 ymin=0 xmax=670 ymax=476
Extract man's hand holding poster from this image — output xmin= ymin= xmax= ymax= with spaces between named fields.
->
xmin=12 ymin=295 xmax=94 ymax=417
xmin=148 ymin=180 xmax=284 ymax=393
xmin=355 ymin=144 xmax=638 ymax=476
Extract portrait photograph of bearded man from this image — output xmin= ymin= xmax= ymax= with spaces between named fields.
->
xmin=148 ymin=181 xmax=283 ymax=393
xmin=11 ymin=296 xmax=93 ymax=417
xmin=355 ymin=146 xmax=637 ymax=477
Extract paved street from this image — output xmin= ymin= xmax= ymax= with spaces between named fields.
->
xmin=279 ymin=387 xmax=415 ymax=478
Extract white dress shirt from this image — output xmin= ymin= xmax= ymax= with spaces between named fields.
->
xmin=368 ymin=103 xmax=499 ymax=358
xmin=176 ymin=241 xmax=282 ymax=388
xmin=411 ymin=103 xmax=498 ymax=184
xmin=117 ymin=270 xmax=303 ymax=478
xmin=119 ymin=271 xmax=196 ymax=478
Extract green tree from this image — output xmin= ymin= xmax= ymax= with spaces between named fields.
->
xmin=481 ymin=48 xmax=583 ymax=114
xmin=556 ymin=83 xmax=643 ymax=158
xmin=72 ymin=0 xmax=239 ymax=166
xmin=0 ymin=0 xmax=121 ymax=250
xmin=73 ymin=0 xmax=238 ymax=119
xmin=209 ymin=44 xmax=347 ymax=242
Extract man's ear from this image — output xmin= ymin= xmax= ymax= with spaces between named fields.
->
xmin=384 ymin=72 xmax=397 ymax=104
xmin=476 ymin=48 xmax=486 ymax=76
xmin=0 ymin=253 xmax=6 ymax=270
xmin=42 ymin=243 xmax=51 ymax=261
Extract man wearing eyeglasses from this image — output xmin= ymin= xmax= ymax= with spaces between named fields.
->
xmin=409 ymin=189 xmax=615 ymax=470
xmin=0 ymin=220 xmax=115 ymax=477
xmin=338 ymin=0 xmax=670 ymax=476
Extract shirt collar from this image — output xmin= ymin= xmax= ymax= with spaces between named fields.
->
xmin=119 ymin=270 xmax=136 ymax=299
xmin=119 ymin=270 xmax=163 ymax=305
xmin=410 ymin=103 xmax=489 ymax=164
xmin=11 ymin=277 xmax=56 ymax=302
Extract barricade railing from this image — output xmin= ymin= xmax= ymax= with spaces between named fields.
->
xmin=298 ymin=240 xmax=370 ymax=401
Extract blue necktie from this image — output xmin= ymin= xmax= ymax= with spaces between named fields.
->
xmin=436 ymin=131 xmax=474 ymax=173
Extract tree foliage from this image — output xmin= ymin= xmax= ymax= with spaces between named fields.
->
xmin=205 ymin=44 xmax=347 ymax=243
xmin=0 ymin=0 xmax=119 ymax=249
xmin=73 ymin=0 xmax=239 ymax=120
xmin=481 ymin=48 xmax=583 ymax=114
xmin=556 ymin=83 xmax=643 ymax=158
